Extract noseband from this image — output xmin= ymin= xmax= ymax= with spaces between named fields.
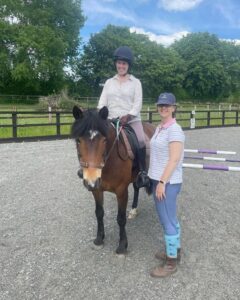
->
xmin=79 ymin=161 xmax=105 ymax=169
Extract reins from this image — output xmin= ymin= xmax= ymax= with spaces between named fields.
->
xmin=104 ymin=120 xmax=123 ymax=163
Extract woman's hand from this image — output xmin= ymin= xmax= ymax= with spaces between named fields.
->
xmin=156 ymin=182 xmax=166 ymax=200
xmin=120 ymin=114 xmax=133 ymax=125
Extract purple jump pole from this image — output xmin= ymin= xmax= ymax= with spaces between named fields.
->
xmin=183 ymin=163 xmax=240 ymax=172
xmin=203 ymin=165 xmax=229 ymax=171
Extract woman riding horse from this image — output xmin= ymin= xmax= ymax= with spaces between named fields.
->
xmin=98 ymin=46 xmax=150 ymax=188
xmin=78 ymin=46 xmax=149 ymax=189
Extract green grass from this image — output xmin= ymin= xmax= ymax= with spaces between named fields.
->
xmin=0 ymin=111 xmax=74 ymax=139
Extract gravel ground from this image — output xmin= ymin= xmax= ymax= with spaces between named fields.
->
xmin=0 ymin=127 xmax=240 ymax=300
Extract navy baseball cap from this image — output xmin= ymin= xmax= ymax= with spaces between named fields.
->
xmin=156 ymin=92 xmax=176 ymax=105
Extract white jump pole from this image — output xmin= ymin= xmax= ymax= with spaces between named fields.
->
xmin=184 ymin=156 xmax=240 ymax=163
xmin=184 ymin=149 xmax=236 ymax=155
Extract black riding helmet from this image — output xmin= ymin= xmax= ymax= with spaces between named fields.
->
xmin=113 ymin=46 xmax=134 ymax=66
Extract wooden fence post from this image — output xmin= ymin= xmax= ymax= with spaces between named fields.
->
xmin=12 ymin=112 xmax=17 ymax=138
xmin=48 ymin=106 xmax=52 ymax=123
xmin=149 ymin=111 xmax=152 ymax=123
xmin=207 ymin=111 xmax=210 ymax=127
xmin=56 ymin=112 xmax=61 ymax=136
xmin=236 ymin=111 xmax=239 ymax=125
xmin=222 ymin=111 xmax=225 ymax=126
xmin=190 ymin=110 xmax=195 ymax=129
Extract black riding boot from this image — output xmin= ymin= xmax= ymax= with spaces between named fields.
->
xmin=135 ymin=146 xmax=150 ymax=188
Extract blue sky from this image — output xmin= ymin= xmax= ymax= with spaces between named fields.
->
xmin=81 ymin=0 xmax=240 ymax=46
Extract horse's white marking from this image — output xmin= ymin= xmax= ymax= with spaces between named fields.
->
xmin=128 ymin=208 xmax=139 ymax=219
xmin=89 ymin=130 xmax=99 ymax=140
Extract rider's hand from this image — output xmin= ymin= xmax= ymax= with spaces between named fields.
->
xmin=120 ymin=114 xmax=133 ymax=125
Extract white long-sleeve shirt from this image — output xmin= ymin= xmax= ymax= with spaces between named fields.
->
xmin=97 ymin=74 xmax=142 ymax=120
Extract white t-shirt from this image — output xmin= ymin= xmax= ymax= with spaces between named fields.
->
xmin=98 ymin=74 xmax=142 ymax=120
xmin=148 ymin=121 xmax=185 ymax=184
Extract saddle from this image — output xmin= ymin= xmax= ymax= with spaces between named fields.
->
xmin=120 ymin=124 xmax=139 ymax=160
xmin=110 ymin=120 xmax=150 ymax=163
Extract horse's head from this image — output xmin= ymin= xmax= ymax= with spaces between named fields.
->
xmin=72 ymin=106 xmax=109 ymax=191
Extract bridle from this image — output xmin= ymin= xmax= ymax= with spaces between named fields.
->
xmin=79 ymin=161 xmax=105 ymax=169
xmin=78 ymin=121 xmax=123 ymax=170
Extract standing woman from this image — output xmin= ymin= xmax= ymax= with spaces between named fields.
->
xmin=97 ymin=46 xmax=149 ymax=188
xmin=148 ymin=92 xmax=185 ymax=278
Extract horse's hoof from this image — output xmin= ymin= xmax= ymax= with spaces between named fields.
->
xmin=128 ymin=208 xmax=138 ymax=219
xmin=115 ymin=252 xmax=126 ymax=259
xmin=91 ymin=242 xmax=104 ymax=250
xmin=115 ymin=247 xmax=127 ymax=257
xmin=92 ymin=240 xmax=104 ymax=250
xmin=116 ymin=242 xmax=128 ymax=256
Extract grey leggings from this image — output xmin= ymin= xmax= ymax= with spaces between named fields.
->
xmin=128 ymin=120 xmax=146 ymax=148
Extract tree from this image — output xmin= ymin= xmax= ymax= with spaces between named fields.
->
xmin=172 ymin=32 xmax=232 ymax=100
xmin=75 ymin=25 xmax=185 ymax=99
xmin=0 ymin=0 xmax=85 ymax=94
xmin=220 ymin=42 xmax=240 ymax=94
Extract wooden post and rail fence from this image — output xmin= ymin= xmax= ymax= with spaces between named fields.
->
xmin=0 ymin=109 xmax=240 ymax=143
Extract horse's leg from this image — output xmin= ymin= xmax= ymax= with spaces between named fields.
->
xmin=116 ymin=189 xmax=128 ymax=254
xmin=92 ymin=190 xmax=105 ymax=247
xmin=128 ymin=182 xmax=139 ymax=219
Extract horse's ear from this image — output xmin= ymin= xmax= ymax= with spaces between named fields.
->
xmin=73 ymin=105 xmax=83 ymax=120
xmin=99 ymin=106 xmax=108 ymax=120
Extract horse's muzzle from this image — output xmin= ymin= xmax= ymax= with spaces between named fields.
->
xmin=83 ymin=178 xmax=101 ymax=191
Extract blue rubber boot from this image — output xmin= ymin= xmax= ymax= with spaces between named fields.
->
xmin=176 ymin=222 xmax=181 ymax=249
xmin=165 ymin=234 xmax=178 ymax=258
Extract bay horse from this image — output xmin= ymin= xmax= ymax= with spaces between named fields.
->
xmin=71 ymin=106 xmax=155 ymax=254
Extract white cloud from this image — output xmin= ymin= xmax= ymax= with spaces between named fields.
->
xmin=221 ymin=38 xmax=240 ymax=46
xmin=130 ymin=27 xmax=189 ymax=46
xmin=83 ymin=0 xmax=136 ymax=22
xmin=82 ymin=0 xmax=186 ymax=34
xmin=143 ymin=18 xmax=185 ymax=35
xmin=159 ymin=0 xmax=204 ymax=11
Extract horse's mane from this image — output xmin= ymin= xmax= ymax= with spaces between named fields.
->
xmin=71 ymin=109 xmax=109 ymax=138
